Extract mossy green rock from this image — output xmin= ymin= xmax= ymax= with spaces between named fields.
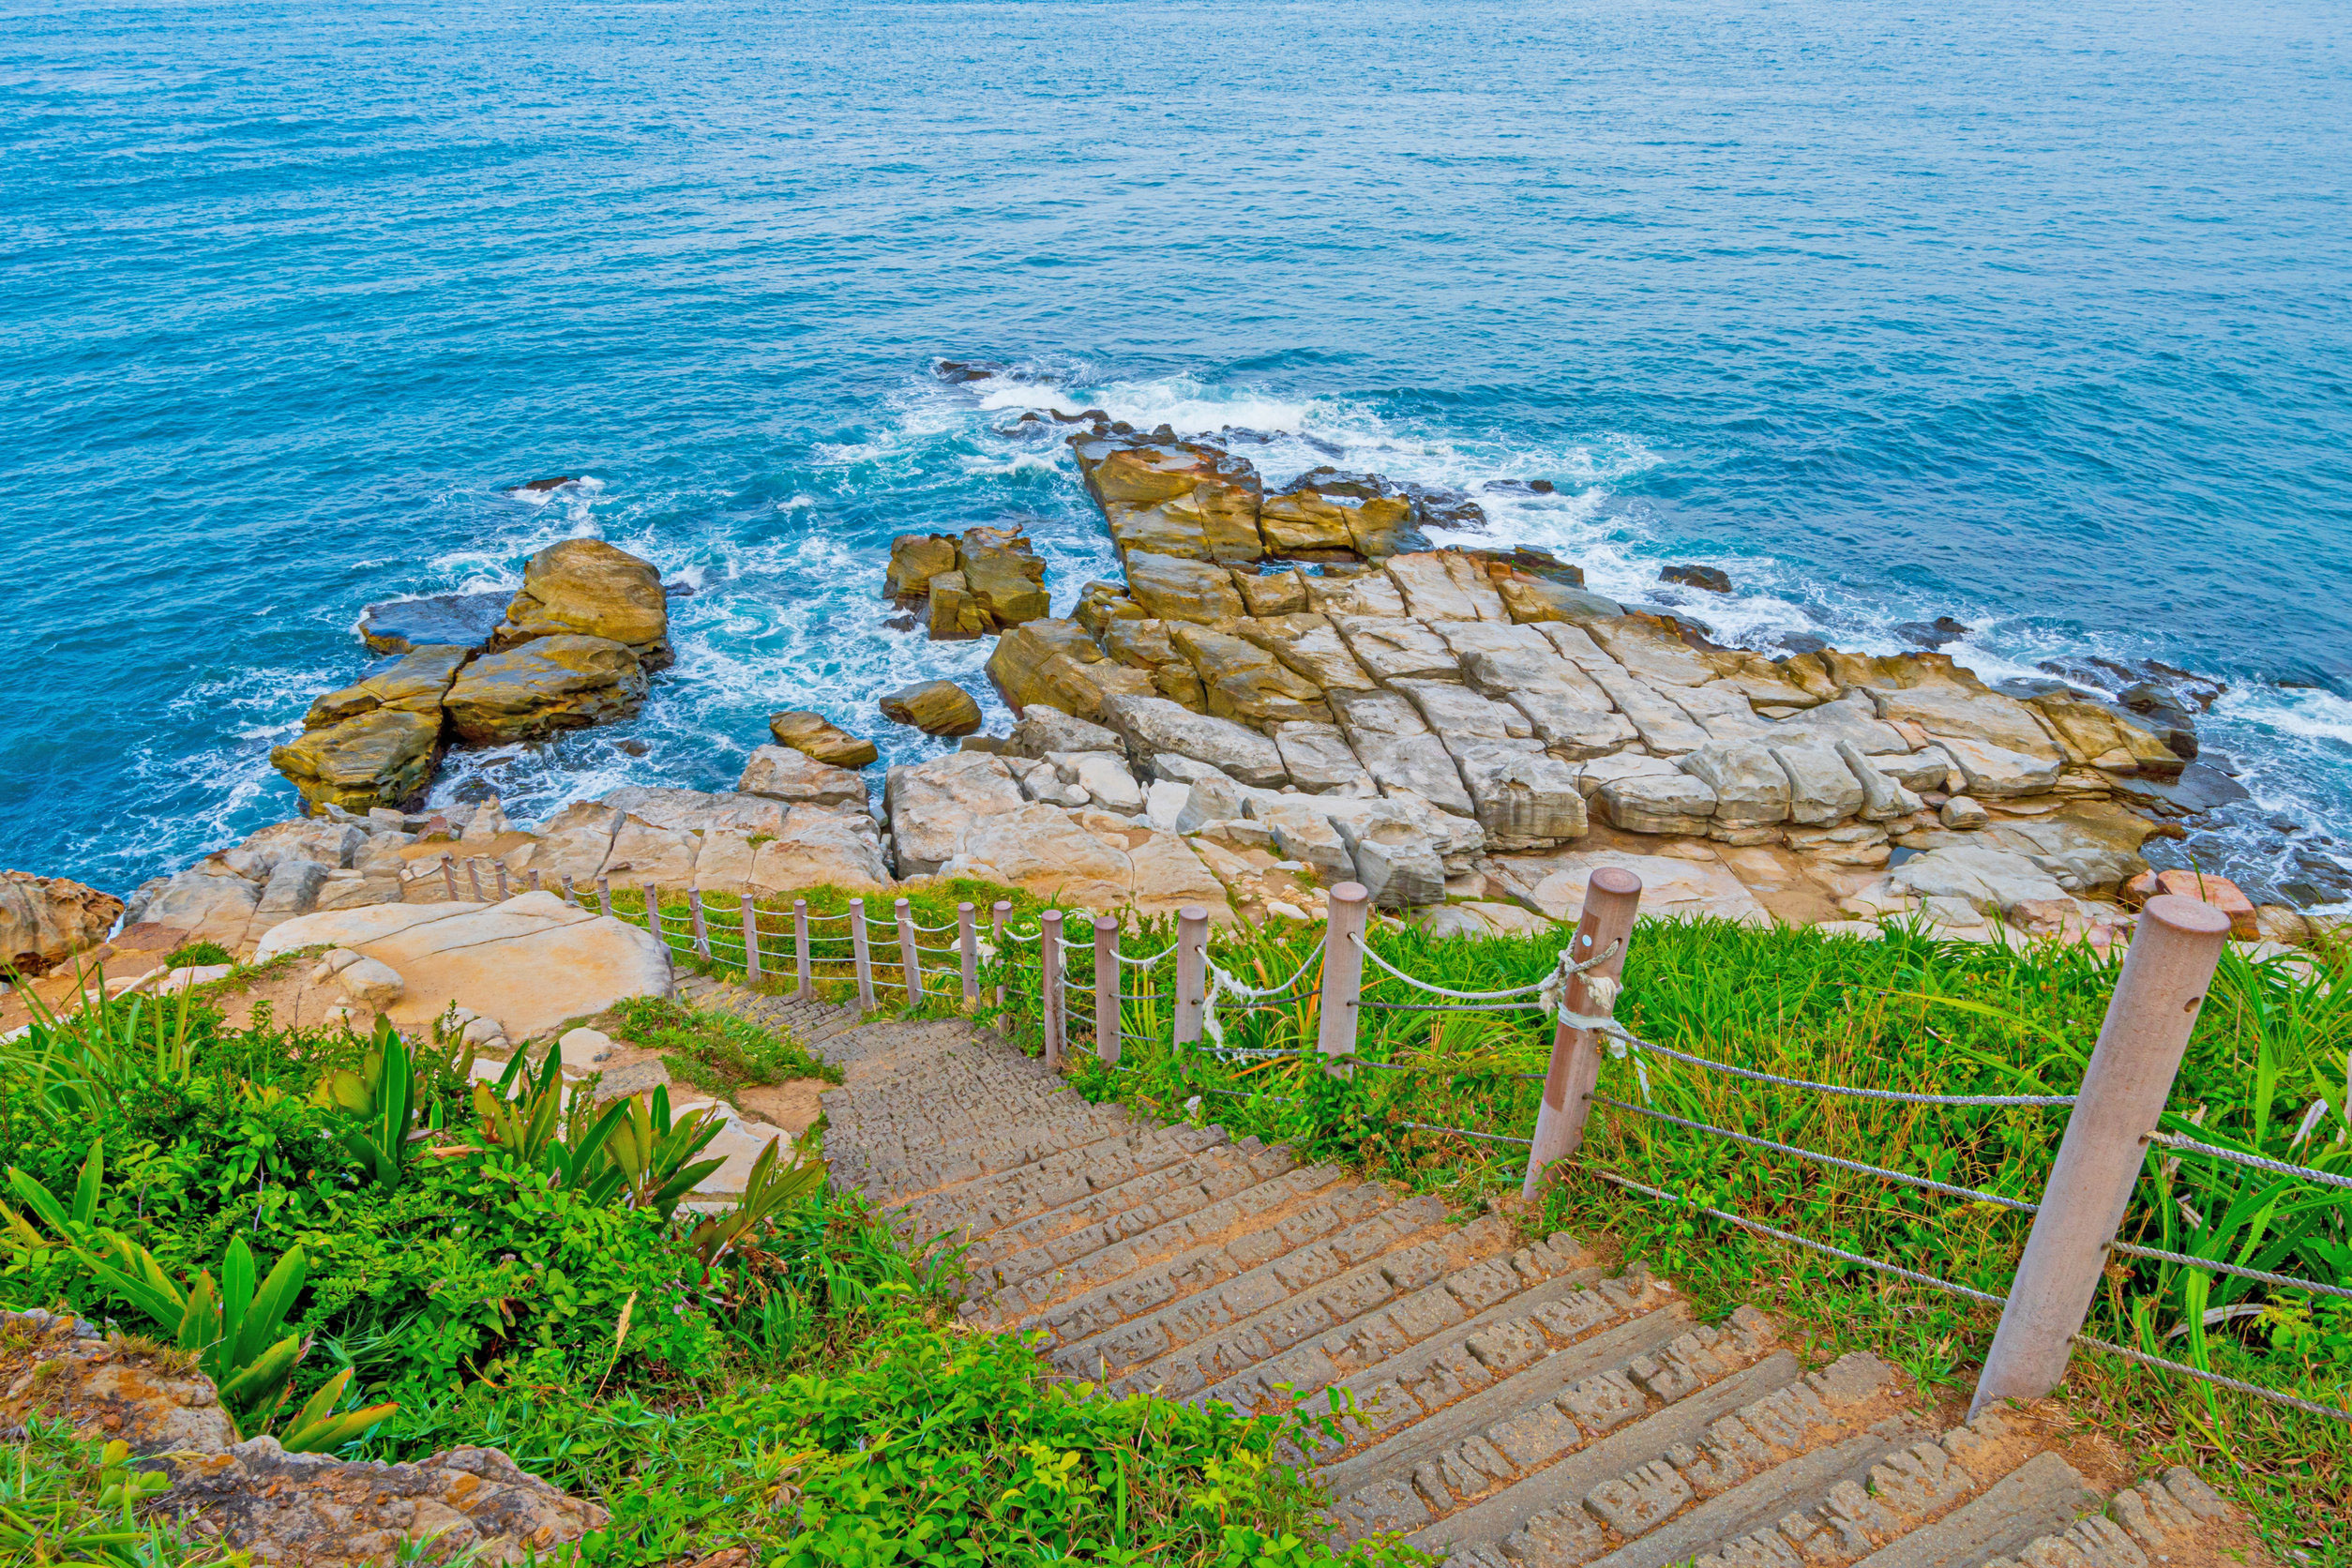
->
xmin=271 ymin=708 xmax=445 ymax=812
xmin=444 ymin=635 xmax=647 ymax=745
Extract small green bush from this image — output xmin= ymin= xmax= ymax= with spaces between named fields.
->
xmin=606 ymin=995 xmax=842 ymax=1093
xmin=160 ymin=942 xmax=234 ymax=970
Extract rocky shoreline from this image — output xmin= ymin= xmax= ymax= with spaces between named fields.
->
xmin=3 ymin=412 xmax=2338 ymax=979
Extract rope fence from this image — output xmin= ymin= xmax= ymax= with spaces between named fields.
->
xmin=518 ymin=855 xmax=2344 ymax=1426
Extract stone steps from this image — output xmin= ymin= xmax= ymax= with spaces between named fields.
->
xmin=689 ymin=975 xmax=2254 ymax=1568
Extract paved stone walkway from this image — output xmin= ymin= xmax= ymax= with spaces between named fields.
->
xmin=693 ymin=975 xmax=2252 ymax=1568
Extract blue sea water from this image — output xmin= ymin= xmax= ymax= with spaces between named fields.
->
xmin=5 ymin=0 xmax=2350 ymax=907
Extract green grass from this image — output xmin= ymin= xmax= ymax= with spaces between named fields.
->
xmin=988 ymin=910 xmax=2350 ymax=1560
xmin=0 ymin=974 xmax=1425 ymax=1568
xmin=159 ymin=941 xmax=234 ymax=970
xmin=603 ymin=994 xmax=843 ymax=1094
xmin=0 ymin=1419 xmax=232 ymax=1568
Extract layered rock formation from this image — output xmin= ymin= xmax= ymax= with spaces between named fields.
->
xmin=272 ymin=541 xmax=669 ymax=814
xmin=886 ymin=525 xmax=1050 ymax=640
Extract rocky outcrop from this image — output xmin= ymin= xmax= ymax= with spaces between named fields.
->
xmin=878 ymin=679 xmax=984 ymax=736
xmin=884 ymin=751 xmax=1027 ymax=876
xmin=304 ymin=645 xmax=471 ymax=730
xmin=2 ymin=871 xmax=127 ymax=975
xmin=987 ymin=619 xmax=1157 ymax=722
xmin=495 ymin=538 xmax=671 ymax=670
xmin=443 ymin=637 xmax=647 ymax=745
xmin=767 ymin=710 xmax=879 ymax=768
xmin=274 ymin=708 xmax=446 ymax=816
xmin=736 ymin=746 xmax=870 ymax=808
xmin=0 ymin=1311 xmax=606 ymax=1568
xmin=886 ymin=527 xmax=1049 ymax=639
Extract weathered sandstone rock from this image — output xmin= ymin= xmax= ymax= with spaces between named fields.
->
xmin=751 ymin=807 xmax=893 ymax=892
xmin=736 ymin=746 xmax=870 ymax=808
xmin=1273 ymin=721 xmax=1375 ymax=794
xmin=1230 ymin=565 xmax=1308 ymax=617
xmin=1170 ymin=625 xmax=1333 ymax=729
xmin=956 ymin=527 xmax=1050 ymax=628
xmin=1098 ymin=694 xmax=1288 ymax=787
xmin=1456 ymin=745 xmax=1589 ymax=847
xmin=304 ymin=645 xmax=471 ymax=729
xmin=1072 ymin=436 xmax=1265 ymax=563
xmin=1 ymin=872 xmax=124 ymax=975
xmin=987 ymin=618 xmax=1157 ymax=722
xmin=442 ymin=636 xmax=647 ymax=745
xmin=767 ymin=710 xmax=879 ymax=768
xmin=879 ymin=679 xmax=984 ymax=736
xmin=926 ymin=571 xmax=989 ymax=640
xmin=885 ymin=533 xmax=959 ymax=600
xmin=884 ymin=750 xmax=1026 ymax=875
xmin=271 ymin=708 xmax=445 ymax=813
xmin=1007 ymin=706 xmax=1124 ymax=758
xmin=1494 ymin=849 xmax=1769 ymax=926
xmin=1598 ymin=772 xmax=1719 ymax=835
xmin=497 ymin=538 xmax=671 ymax=669
xmin=1127 ymin=550 xmax=1246 ymax=624
xmin=253 ymin=891 xmax=671 ymax=1040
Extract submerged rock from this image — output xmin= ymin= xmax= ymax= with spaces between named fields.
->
xmin=357 ymin=591 xmax=509 ymax=656
xmin=1662 ymin=564 xmax=1734 ymax=595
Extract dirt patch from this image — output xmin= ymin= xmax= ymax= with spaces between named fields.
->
xmin=732 ymin=1078 xmax=830 ymax=1135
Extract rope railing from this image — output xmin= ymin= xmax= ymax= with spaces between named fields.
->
xmin=2145 ymin=1130 xmax=2352 ymax=1192
xmin=1600 ymin=1029 xmax=2080 ymax=1108
xmin=2108 ymin=1241 xmax=2352 ymax=1304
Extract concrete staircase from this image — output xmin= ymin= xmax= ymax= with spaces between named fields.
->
xmin=687 ymin=978 xmax=2252 ymax=1568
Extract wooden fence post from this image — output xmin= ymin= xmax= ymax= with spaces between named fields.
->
xmin=792 ymin=899 xmax=813 ymax=1000
xmin=528 ymin=869 xmax=542 ymax=893
xmin=850 ymin=898 xmax=876 ymax=1013
xmin=1172 ymin=906 xmax=1209 ymax=1047
xmin=743 ymin=892 xmax=763 ymax=985
xmin=1094 ymin=914 xmax=1120 ymax=1065
xmin=441 ymin=856 xmax=457 ymax=901
xmin=494 ymin=862 xmax=509 ymax=899
xmin=896 ymin=897 xmax=922 ymax=1005
xmin=991 ymin=900 xmax=1011 ymax=1012
xmin=642 ymin=884 xmax=662 ymax=946
xmin=1969 ymin=895 xmax=2232 ymax=1416
xmin=1523 ymin=868 xmax=1645 ymax=1198
xmin=1040 ymin=910 xmax=1065 ymax=1073
xmin=1315 ymin=882 xmax=1370 ymax=1074
xmin=467 ymin=859 xmax=485 ymax=902
xmin=958 ymin=902 xmax=979 ymax=1010
xmin=560 ymin=873 xmax=577 ymax=908
xmin=688 ymin=889 xmax=712 ymax=958
xmin=596 ymin=876 xmax=612 ymax=918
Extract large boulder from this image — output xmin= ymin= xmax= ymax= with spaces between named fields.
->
xmin=496 ymin=539 xmax=671 ymax=669
xmin=0 ymin=872 xmax=124 ymax=975
xmin=884 ymin=751 xmax=1027 ymax=875
xmin=253 ymin=890 xmax=672 ymax=1040
xmin=1097 ymin=694 xmax=1288 ymax=788
xmin=125 ymin=859 xmax=263 ymax=945
xmin=879 ymin=679 xmax=984 ymax=736
xmin=1259 ymin=472 xmax=1419 ymax=559
xmin=600 ymin=787 xmax=786 ymax=837
xmin=1679 ymin=741 xmax=1790 ymax=825
xmin=2029 ymin=695 xmax=2185 ymax=778
xmin=751 ymin=807 xmax=894 ymax=892
xmin=1597 ymin=772 xmax=1718 ymax=835
xmin=768 ymin=711 xmax=879 ymax=768
xmin=1491 ymin=848 xmax=1769 ymax=925
xmin=735 ymin=746 xmax=870 ymax=808
xmin=1883 ymin=845 xmax=2068 ymax=919
xmin=987 ymin=618 xmax=1157 ymax=722
xmin=271 ymin=708 xmax=445 ymax=813
xmin=957 ymin=527 xmax=1050 ymax=628
xmin=1006 ymin=705 xmax=1124 ymax=758
xmin=442 ymin=636 xmax=647 ymax=745
xmin=884 ymin=533 xmax=958 ymax=601
xmin=1456 ymin=746 xmax=1589 ymax=848
xmin=938 ymin=802 xmax=1136 ymax=908
xmin=1272 ymin=721 xmax=1374 ymax=793
xmin=1384 ymin=552 xmax=1507 ymax=622
xmin=1496 ymin=577 xmax=1625 ymax=626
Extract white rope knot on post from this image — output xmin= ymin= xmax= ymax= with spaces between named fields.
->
xmin=1536 ymin=940 xmax=1623 ymax=1031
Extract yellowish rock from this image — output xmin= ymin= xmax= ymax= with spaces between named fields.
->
xmin=498 ymin=538 xmax=671 ymax=668
xmin=271 ymin=708 xmax=445 ymax=812
xmin=879 ymin=679 xmax=984 ymax=736
xmin=767 ymin=710 xmax=879 ymax=767
xmin=442 ymin=636 xmax=646 ymax=745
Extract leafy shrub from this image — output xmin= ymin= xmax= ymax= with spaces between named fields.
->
xmin=161 ymin=942 xmax=234 ymax=970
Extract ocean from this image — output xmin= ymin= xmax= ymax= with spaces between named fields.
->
xmin=5 ymin=0 xmax=2349 ymax=908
